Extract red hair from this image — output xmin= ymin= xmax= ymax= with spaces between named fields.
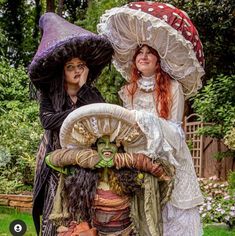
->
xmin=127 ymin=45 xmax=172 ymax=119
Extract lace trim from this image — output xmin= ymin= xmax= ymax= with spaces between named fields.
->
xmin=98 ymin=6 xmax=205 ymax=98
xmin=137 ymin=75 xmax=156 ymax=92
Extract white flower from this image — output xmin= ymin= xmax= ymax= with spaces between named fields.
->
xmin=206 ymin=197 xmax=212 ymax=201
xmin=230 ymin=211 xmax=235 ymax=217
xmin=207 ymin=205 xmax=212 ymax=211
xmin=224 ymin=195 xmax=230 ymax=200
xmin=221 ymin=209 xmax=225 ymax=214
xmin=202 ymin=213 xmax=206 ymax=218
xmin=216 ymin=208 xmax=222 ymax=212
xmin=231 ymin=206 xmax=235 ymax=211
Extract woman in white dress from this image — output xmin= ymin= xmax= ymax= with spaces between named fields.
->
xmin=118 ymin=43 xmax=204 ymax=236
xmin=98 ymin=2 xmax=205 ymax=235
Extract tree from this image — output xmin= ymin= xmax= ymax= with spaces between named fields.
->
xmin=163 ymin=0 xmax=235 ymax=80
xmin=46 ymin=0 xmax=55 ymax=12
xmin=0 ymin=0 xmax=40 ymax=66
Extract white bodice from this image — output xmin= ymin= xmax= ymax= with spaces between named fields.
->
xmin=118 ymin=80 xmax=204 ymax=209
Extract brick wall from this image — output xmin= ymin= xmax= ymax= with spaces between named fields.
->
xmin=0 ymin=194 xmax=32 ymax=213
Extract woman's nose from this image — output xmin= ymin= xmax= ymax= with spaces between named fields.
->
xmin=75 ymin=65 xmax=84 ymax=73
xmin=141 ymin=52 xmax=148 ymax=59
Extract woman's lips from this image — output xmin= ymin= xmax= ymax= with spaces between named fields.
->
xmin=74 ymin=75 xmax=80 ymax=80
xmin=138 ymin=60 xmax=149 ymax=65
xmin=102 ymin=151 xmax=112 ymax=157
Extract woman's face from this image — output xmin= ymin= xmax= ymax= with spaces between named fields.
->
xmin=64 ymin=58 xmax=89 ymax=88
xmin=135 ymin=45 xmax=158 ymax=77
xmin=97 ymin=136 xmax=118 ymax=162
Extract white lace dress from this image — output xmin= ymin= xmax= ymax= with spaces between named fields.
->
xmin=119 ymin=79 xmax=204 ymax=236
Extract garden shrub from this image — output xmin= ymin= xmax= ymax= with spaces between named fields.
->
xmin=0 ymin=58 xmax=42 ymax=193
xmin=199 ymin=178 xmax=235 ymax=228
xmin=228 ymin=171 xmax=235 ymax=196
xmin=192 ymin=74 xmax=235 ymax=140
xmin=225 ymin=128 xmax=235 ymax=151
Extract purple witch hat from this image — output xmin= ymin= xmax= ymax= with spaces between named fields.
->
xmin=28 ymin=12 xmax=113 ymax=90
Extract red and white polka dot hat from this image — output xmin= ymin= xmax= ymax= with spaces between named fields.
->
xmin=98 ymin=1 xmax=205 ymax=97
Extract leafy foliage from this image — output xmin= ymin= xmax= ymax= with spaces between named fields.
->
xmin=75 ymin=0 xmax=129 ymax=103
xmin=76 ymin=0 xmax=128 ymax=32
xmin=0 ymin=0 xmax=39 ymax=66
xmin=163 ymin=0 xmax=235 ymax=79
xmin=192 ymin=75 xmax=235 ymax=140
xmin=0 ymin=59 xmax=42 ymax=193
xmin=225 ymin=128 xmax=235 ymax=151
xmin=228 ymin=171 xmax=235 ymax=196
xmin=96 ymin=66 xmax=125 ymax=104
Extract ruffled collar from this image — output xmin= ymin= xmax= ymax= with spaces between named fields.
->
xmin=137 ymin=75 xmax=156 ymax=92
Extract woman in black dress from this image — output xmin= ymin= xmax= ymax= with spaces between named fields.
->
xmin=28 ymin=12 xmax=113 ymax=235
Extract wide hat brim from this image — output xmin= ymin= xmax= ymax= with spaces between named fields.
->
xmin=60 ymin=103 xmax=147 ymax=152
xmin=28 ymin=13 xmax=114 ymax=90
xmin=98 ymin=2 xmax=205 ymax=97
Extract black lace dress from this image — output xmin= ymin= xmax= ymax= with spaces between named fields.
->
xmin=32 ymin=84 xmax=105 ymax=235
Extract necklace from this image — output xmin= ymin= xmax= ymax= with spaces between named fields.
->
xmin=137 ymin=75 xmax=156 ymax=92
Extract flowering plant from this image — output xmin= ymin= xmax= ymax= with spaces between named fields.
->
xmin=199 ymin=177 xmax=235 ymax=228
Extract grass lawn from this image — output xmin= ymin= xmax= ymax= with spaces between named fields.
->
xmin=203 ymin=224 xmax=235 ymax=236
xmin=0 ymin=206 xmax=235 ymax=235
xmin=0 ymin=206 xmax=36 ymax=236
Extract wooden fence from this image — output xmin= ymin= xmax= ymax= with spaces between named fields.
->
xmin=184 ymin=114 xmax=234 ymax=180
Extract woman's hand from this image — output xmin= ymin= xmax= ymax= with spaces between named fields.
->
xmin=79 ymin=65 xmax=89 ymax=88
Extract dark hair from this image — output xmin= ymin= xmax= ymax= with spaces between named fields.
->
xmin=64 ymin=166 xmax=141 ymax=223
xmin=64 ymin=167 xmax=98 ymax=223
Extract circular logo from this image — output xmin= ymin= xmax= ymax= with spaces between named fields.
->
xmin=9 ymin=220 xmax=27 ymax=236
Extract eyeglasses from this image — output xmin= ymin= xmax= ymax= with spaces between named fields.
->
xmin=64 ymin=63 xmax=86 ymax=72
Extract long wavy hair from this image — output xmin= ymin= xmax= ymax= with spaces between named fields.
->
xmin=64 ymin=167 xmax=98 ymax=224
xmin=127 ymin=45 xmax=172 ymax=119
xmin=63 ymin=166 xmax=141 ymax=224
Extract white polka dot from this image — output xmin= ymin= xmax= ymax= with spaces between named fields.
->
xmin=186 ymin=31 xmax=192 ymax=36
xmin=195 ymin=35 xmax=199 ymax=40
xmin=199 ymin=50 xmax=202 ymax=57
xmin=135 ymin=4 xmax=141 ymax=8
xmin=158 ymin=5 xmax=164 ymax=9
xmin=193 ymin=42 xmax=197 ymax=46
xmin=163 ymin=15 xmax=168 ymax=21
xmin=183 ymin=18 xmax=191 ymax=27
xmin=148 ymin=8 xmax=154 ymax=12
xmin=175 ymin=23 xmax=180 ymax=27
xmin=166 ymin=3 xmax=175 ymax=9
xmin=173 ymin=12 xmax=182 ymax=20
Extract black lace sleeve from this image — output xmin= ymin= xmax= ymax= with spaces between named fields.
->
xmin=76 ymin=84 xmax=105 ymax=106
xmin=39 ymin=94 xmax=73 ymax=130
xmin=39 ymin=85 xmax=105 ymax=130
